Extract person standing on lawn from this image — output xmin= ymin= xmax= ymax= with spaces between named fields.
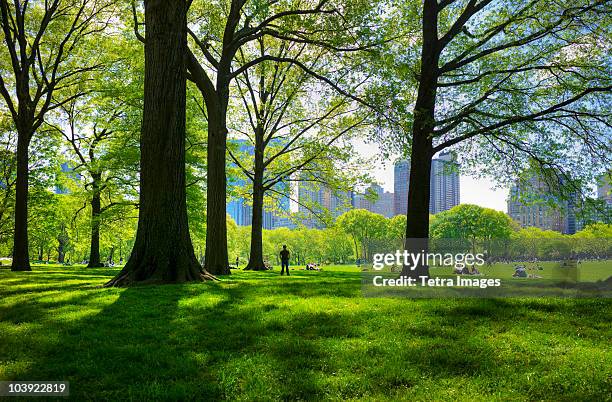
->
xmin=280 ymin=245 xmax=290 ymax=276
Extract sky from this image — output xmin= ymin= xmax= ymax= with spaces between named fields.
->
xmin=354 ymin=140 xmax=510 ymax=213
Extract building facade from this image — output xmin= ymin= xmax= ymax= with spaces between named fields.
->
xmin=297 ymin=182 xmax=352 ymax=228
xmin=393 ymin=152 xmax=460 ymax=216
xmin=353 ymin=184 xmax=394 ymax=218
xmin=595 ymin=173 xmax=612 ymax=223
xmin=597 ymin=174 xmax=611 ymax=203
xmin=507 ymin=175 xmax=582 ymax=234
xmin=226 ymin=140 xmax=292 ymax=229
xmin=430 ymin=152 xmax=461 ymax=214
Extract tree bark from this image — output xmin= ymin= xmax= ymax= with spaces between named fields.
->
xmin=11 ymin=132 xmax=31 ymax=271
xmin=401 ymin=0 xmax=439 ymax=279
xmin=57 ymin=242 xmax=65 ymax=263
xmin=203 ymin=97 xmax=231 ymax=275
xmin=245 ymin=132 xmax=266 ymax=270
xmin=245 ymin=180 xmax=265 ymax=270
xmin=105 ymin=0 xmax=214 ymax=287
xmin=87 ymin=173 xmax=103 ymax=267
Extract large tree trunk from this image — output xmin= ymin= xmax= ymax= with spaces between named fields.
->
xmin=105 ymin=0 xmax=213 ymax=287
xmin=87 ymin=174 xmax=103 ymax=268
xmin=11 ymin=133 xmax=31 ymax=271
xmin=245 ymin=134 xmax=266 ymax=270
xmin=58 ymin=242 xmax=65 ymax=263
xmin=57 ymin=224 xmax=68 ymax=263
xmin=245 ymin=181 xmax=266 ymax=270
xmin=203 ymin=98 xmax=230 ymax=275
xmin=401 ymin=0 xmax=439 ymax=279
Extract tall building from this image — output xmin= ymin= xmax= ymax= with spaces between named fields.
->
xmin=54 ymin=162 xmax=81 ymax=194
xmin=430 ymin=152 xmax=461 ymax=214
xmin=298 ymin=182 xmax=352 ymax=228
xmin=595 ymin=173 xmax=612 ymax=223
xmin=393 ymin=152 xmax=460 ymax=216
xmin=227 ymin=188 xmax=290 ymax=230
xmin=226 ymin=139 xmax=291 ymax=229
xmin=353 ymin=184 xmax=394 ymax=217
xmin=507 ymin=175 xmax=582 ymax=234
xmin=393 ymin=160 xmax=410 ymax=216
xmin=227 ymin=196 xmax=251 ymax=226
xmin=271 ymin=184 xmax=296 ymax=229
xmin=598 ymin=173 xmax=611 ymax=203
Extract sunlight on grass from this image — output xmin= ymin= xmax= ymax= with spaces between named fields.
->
xmin=0 ymin=264 xmax=610 ymax=400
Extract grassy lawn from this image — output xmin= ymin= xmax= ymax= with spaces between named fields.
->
xmin=0 ymin=264 xmax=611 ymax=400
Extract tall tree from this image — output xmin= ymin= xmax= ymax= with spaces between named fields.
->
xmin=106 ymin=0 xmax=213 ymax=286
xmin=183 ymin=0 xmax=374 ymax=274
xmin=370 ymin=0 xmax=611 ymax=277
xmin=230 ymin=37 xmax=367 ymax=270
xmin=47 ymin=63 xmax=140 ymax=267
xmin=0 ymin=0 xmax=114 ymax=271
xmin=0 ymin=123 xmax=16 ymax=244
xmin=336 ymin=209 xmax=388 ymax=261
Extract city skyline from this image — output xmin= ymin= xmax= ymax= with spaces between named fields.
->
xmin=354 ymin=140 xmax=509 ymax=212
xmin=293 ymin=153 xmax=460 ymax=228
xmin=393 ymin=152 xmax=460 ymax=216
xmin=507 ymin=175 xmax=582 ymax=235
xmin=226 ymin=139 xmax=292 ymax=230
xmin=226 ymin=140 xmax=608 ymax=230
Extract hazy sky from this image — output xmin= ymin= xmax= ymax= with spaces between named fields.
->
xmin=354 ymin=140 xmax=510 ymax=212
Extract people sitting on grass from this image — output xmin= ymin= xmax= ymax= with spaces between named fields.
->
xmin=454 ymin=265 xmax=483 ymax=275
xmin=305 ymin=262 xmax=321 ymax=271
xmin=513 ymin=265 xmax=528 ymax=278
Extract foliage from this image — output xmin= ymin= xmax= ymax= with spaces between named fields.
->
xmin=431 ymin=204 xmax=514 ymax=240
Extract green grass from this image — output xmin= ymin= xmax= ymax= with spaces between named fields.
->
xmin=0 ymin=264 xmax=611 ymax=401
xmin=363 ymin=260 xmax=612 ymax=298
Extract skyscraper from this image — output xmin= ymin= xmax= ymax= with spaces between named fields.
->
xmin=597 ymin=173 xmax=611 ymax=203
xmin=430 ymin=152 xmax=461 ymax=214
xmin=226 ymin=139 xmax=291 ymax=229
xmin=393 ymin=160 xmax=410 ymax=216
xmin=54 ymin=162 xmax=81 ymax=194
xmin=353 ymin=184 xmax=394 ymax=217
xmin=393 ymin=152 xmax=460 ymax=216
xmin=298 ymin=182 xmax=352 ymax=228
xmin=507 ymin=175 xmax=582 ymax=234
xmin=271 ymin=193 xmax=296 ymax=229
xmin=595 ymin=172 xmax=612 ymax=223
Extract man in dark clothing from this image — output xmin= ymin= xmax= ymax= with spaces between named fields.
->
xmin=280 ymin=245 xmax=290 ymax=276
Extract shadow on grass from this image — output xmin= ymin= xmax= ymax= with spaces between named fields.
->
xmin=2 ymin=268 xmax=611 ymax=400
xmin=7 ymin=274 xmax=361 ymax=399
